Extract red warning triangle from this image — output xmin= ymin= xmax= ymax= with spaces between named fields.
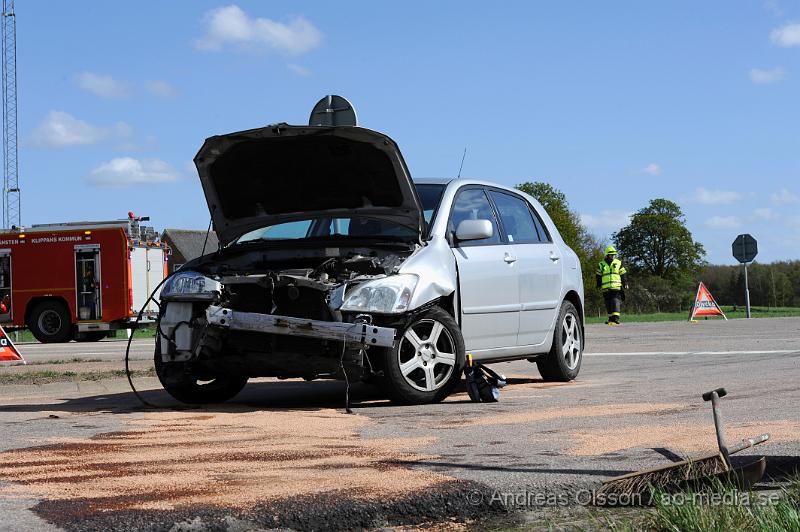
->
xmin=688 ymin=282 xmax=727 ymax=321
xmin=0 ymin=325 xmax=25 ymax=362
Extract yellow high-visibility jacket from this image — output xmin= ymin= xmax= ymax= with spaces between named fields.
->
xmin=596 ymin=259 xmax=627 ymax=292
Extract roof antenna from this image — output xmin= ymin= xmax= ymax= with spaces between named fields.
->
xmin=457 ymin=147 xmax=467 ymax=178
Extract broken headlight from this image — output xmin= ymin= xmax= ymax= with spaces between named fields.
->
xmin=161 ymin=271 xmax=221 ymax=302
xmin=340 ymin=274 xmax=418 ymax=314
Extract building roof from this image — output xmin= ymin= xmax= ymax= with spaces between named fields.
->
xmin=161 ymin=228 xmax=219 ymax=262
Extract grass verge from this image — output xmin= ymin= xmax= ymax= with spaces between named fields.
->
xmin=645 ymin=477 xmax=800 ymax=531
xmin=9 ymin=327 xmax=157 ymax=344
xmin=498 ymin=477 xmax=800 ymax=531
xmin=17 ymin=357 xmax=103 ymax=366
xmin=586 ymin=306 xmax=800 ymax=324
xmin=0 ymin=368 xmax=155 ymax=385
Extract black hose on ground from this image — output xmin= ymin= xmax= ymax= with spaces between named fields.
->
xmin=125 ymin=273 xmax=176 ymax=408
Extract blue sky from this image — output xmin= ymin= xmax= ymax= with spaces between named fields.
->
xmin=13 ymin=1 xmax=800 ymax=264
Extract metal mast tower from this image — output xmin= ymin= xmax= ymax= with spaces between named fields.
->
xmin=1 ymin=0 xmax=19 ymax=228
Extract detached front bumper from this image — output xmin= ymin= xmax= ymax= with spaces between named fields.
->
xmin=205 ymin=305 xmax=396 ymax=348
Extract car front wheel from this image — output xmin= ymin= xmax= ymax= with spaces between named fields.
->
xmin=536 ymin=300 xmax=583 ymax=381
xmin=154 ymin=344 xmax=248 ymax=404
xmin=380 ymin=307 xmax=465 ymax=405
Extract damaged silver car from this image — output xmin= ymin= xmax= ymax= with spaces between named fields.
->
xmin=155 ymin=123 xmax=584 ymax=405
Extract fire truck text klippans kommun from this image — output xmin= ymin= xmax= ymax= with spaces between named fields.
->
xmin=0 ymin=213 xmax=168 ymax=342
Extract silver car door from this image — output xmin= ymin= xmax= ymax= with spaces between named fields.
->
xmin=489 ymin=190 xmax=562 ymax=347
xmin=449 ymin=187 xmax=520 ymax=350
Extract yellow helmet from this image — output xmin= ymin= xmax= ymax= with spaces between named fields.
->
xmin=604 ymin=246 xmax=618 ymax=256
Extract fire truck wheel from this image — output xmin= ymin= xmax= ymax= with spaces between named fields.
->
xmin=29 ymin=301 xmax=73 ymax=344
xmin=154 ymin=346 xmax=248 ymax=404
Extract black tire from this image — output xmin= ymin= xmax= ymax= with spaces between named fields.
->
xmin=154 ymin=344 xmax=248 ymax=404
xmin=75 ymin=331 xmax=108 ymax=342
xmin=380 ymin=307 xmax=465 ymax=405
xmin=537 ymin=300 xmax=583 ymax=382
xmin=29 ymin=300 xmax=73 ymax=343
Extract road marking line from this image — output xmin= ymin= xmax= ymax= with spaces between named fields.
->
xmin=586 ymin=350 xmax=800 ymax=356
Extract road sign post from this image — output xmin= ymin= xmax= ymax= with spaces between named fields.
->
xmin=743 ymin=262 xmax=750 ymax=319
xmin=732 ymin=234 xmax=758 ymax=319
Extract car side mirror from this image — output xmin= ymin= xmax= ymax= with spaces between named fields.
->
xmin=455 ymin=219 xmax=493 ymax=242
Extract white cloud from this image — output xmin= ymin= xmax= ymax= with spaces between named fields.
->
xmin=287 ymin=63 xmax=311 ymax=76
xmin=770 ymin=22 xmax=800 ymax=47
xmin=705 ymin=216 xmax=741 ymax=230
xmin=29 ymin=111 xmax=130 ymax=148
xmin=115 ymin=134 xmax=159 ymax=153
xmin=753 ymin=208 xmax=778 ymax=221
xmin=75 ymin=71 xmax=130 ymax=99
xmin=765 ymin=0 xmax=783 ymax=17
xmin=144 ymin=80 xmax=177 ymax=98
xmin=643 ymin=163 xmax=661 ymax=176
xmin=196 ymin=5 xmax=322 ymax=54
xmin=580 ymin=210 xmax=632 ymax=232
xmin=685 ymin=187 xmax=743 ymax=205
xmin=771 ymin=188 xmax=799 ymax=205
xmin=749 ymin=67 xmax=785 ymax=84
xmin=86 ymin=158 xmax=182 ymax=187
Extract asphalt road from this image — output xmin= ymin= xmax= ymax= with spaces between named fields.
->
xmin=1 ymin=318 xmax=798 ymax=531
xmin=11 ymin=337 xmax=153 ymax=363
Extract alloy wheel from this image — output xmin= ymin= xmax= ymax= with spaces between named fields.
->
xmin=561 ymin=312 xmax=581 ymax=370
xmin=397 ymin=318 xmax=457 ymax=392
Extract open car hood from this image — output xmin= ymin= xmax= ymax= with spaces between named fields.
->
xmin=195 ymin=124 xmax=425 ymax=247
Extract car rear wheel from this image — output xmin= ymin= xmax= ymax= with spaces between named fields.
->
xmin=537 ymin=300 xmax=582 ymax=381
xmin=29 ymin=300 xmax=73 ymax=343
xmin=380 ymin=307 xmax=465 ymax=405
xmin=154 ymin=345 xmax=248 ymax=404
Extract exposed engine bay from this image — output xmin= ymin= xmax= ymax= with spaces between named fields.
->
xmin=157 ymin=247 xmax=412 ymax=385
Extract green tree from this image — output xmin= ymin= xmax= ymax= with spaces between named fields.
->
xmin=515 ymin=182 xmax=604 ymax=314
xmin=515 ymin=182 xmax=581 ymax=248
xmin=771 ymin=271 xmax=793 ymax=307
xmin=613 ymin=199 xmax=706 ymax=279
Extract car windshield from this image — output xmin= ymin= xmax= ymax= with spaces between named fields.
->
xmin=234 ymin=183 xmax=447 ymax=244
xmin=415 ymin=183 xmax=446 ymax=227
xmin=236 ymin=217 xmax=417 ymax=243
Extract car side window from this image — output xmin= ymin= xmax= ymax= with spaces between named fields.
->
xmin=488 ymin=191 xmax=541 ymax=244
xmin=529 ymin=206 xmax=552 ymax=243
xmin=448 ymin=188 xmax=502 ymax=246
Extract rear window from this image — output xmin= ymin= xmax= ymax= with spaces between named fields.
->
xmin=488 ymin=190 xmax=541 ymax=243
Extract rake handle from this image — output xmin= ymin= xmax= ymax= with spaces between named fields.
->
xmin=728 ymin=433 xmax=770 ymax=455
xmin=702 ymin=387 xmax=727 ymax=401
xmin=705 ymin=390 xmax=730 ymax=465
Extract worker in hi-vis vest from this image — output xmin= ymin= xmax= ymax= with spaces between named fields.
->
xmin=596 ymin=246 xmax=628 ymax=325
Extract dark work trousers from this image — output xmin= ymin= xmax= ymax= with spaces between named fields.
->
xmin=603 ymin=290 xmax=622 ymax=323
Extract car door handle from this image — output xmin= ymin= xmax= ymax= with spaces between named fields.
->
xmin=549 ymin=252 xmax=560 ymax=262
xmin=504 ymin=253 xmax=517 ymax=264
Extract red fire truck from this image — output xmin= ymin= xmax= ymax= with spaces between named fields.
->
xmin=0 ymin=213 xmax=168 ymax=343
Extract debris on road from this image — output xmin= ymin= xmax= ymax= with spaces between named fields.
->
xmin=465 ymin=354 xmax=507 ymax=403
xmin=0 ymin=409 xmax=440 ymax=510
xmin=597 ymin=388 xmax=770 ymax=501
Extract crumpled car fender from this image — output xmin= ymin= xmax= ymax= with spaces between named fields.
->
xmin=398 ymin=237 xmax=457 ymax=311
